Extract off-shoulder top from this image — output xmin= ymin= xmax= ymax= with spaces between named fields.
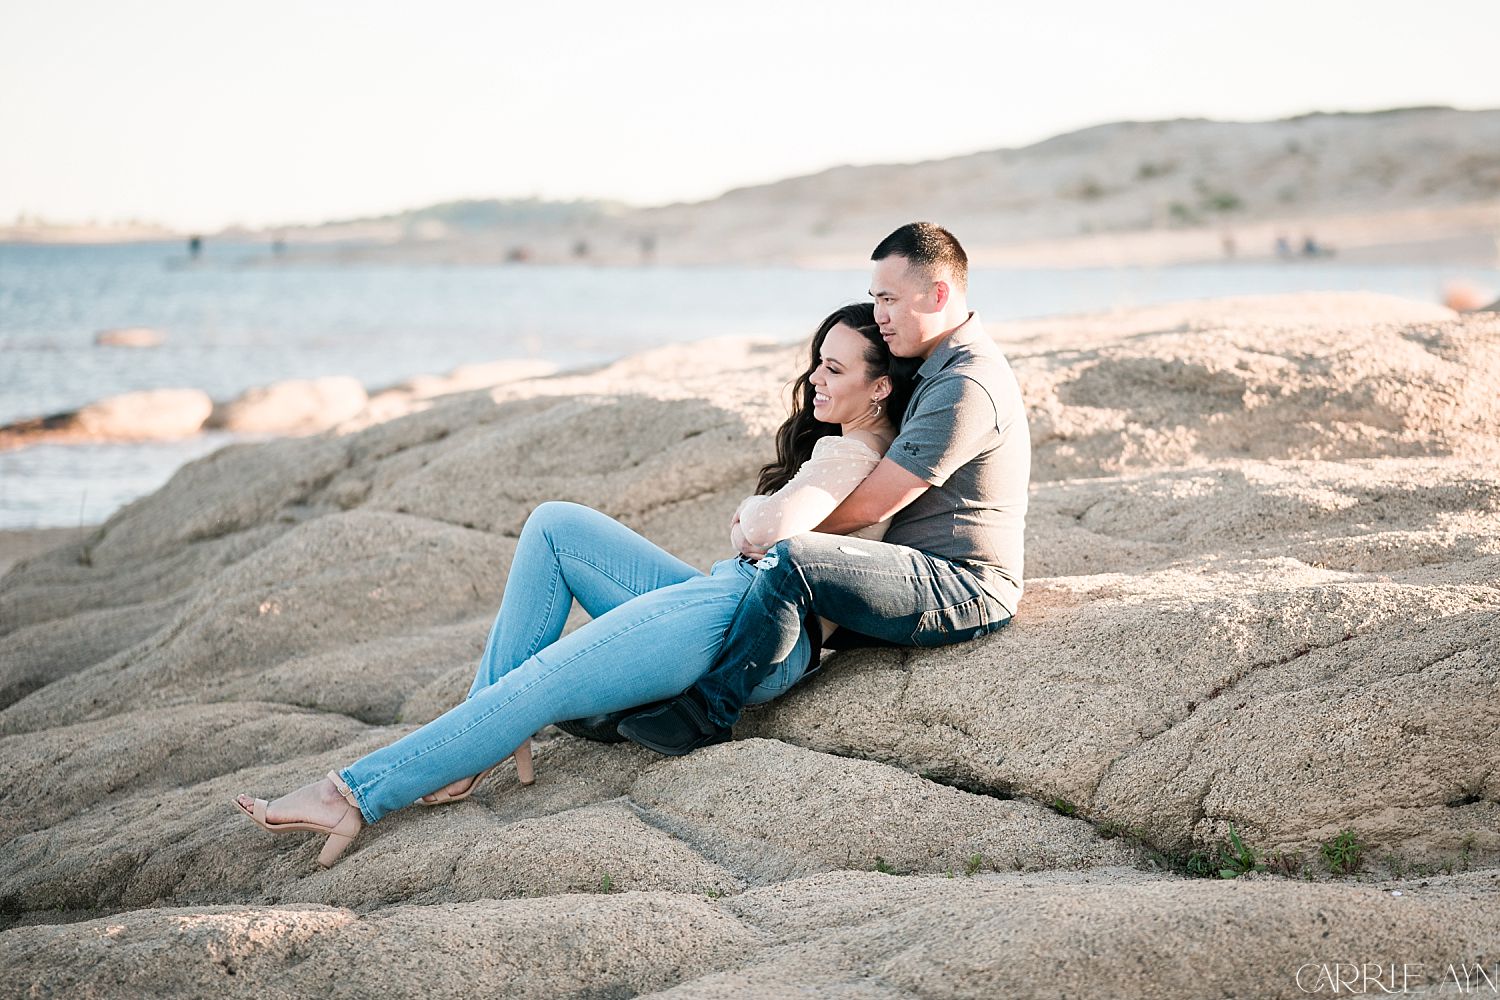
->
xmin=737 ymin=434 xmax=891 ymax=548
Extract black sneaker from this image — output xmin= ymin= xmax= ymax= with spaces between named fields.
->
xmin=553 ymin=701 xmax=670 ymax=744
xmin=553 ymin=711 xmax=632 ymax=743
xmin=616 ymin=691 xmax=732 ymax=756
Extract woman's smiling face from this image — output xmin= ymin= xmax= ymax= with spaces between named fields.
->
xmin=809 ymin=322 xmax=886 ymax=425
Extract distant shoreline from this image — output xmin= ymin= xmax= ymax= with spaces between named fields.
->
xmin=5 ymin=223 xmax=1497 ymax=270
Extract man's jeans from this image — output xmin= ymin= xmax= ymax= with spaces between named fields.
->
xmin=338 ymin=502 xmax=812 ymax=823
xmin=695 ymin=531 xmax=1012 ymax=728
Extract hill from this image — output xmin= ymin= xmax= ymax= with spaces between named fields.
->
xmin=270 ymin=107 xmax=1500 ymax=267
xmin=10 ymin=107 xmax=1497 ymax=266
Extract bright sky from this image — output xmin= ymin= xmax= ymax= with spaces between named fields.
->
xmin=2 ymin=0 xmax=1497 ymax=231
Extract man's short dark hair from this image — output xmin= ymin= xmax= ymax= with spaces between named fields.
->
xmin=871 ymin=222 xmax=968 ymax=290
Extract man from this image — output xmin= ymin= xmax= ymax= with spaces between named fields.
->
xmin=616 ymin=222 xmax=1030 ymax=754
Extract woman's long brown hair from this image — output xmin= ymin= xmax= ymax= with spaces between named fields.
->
xmin=756 ymin=302 xmax=914 ymax=494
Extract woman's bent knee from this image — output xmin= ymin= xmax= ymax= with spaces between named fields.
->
xmin=527 ymin=500 xmax=605 ymax=537
xmin=531 ymin=499 xmax=583 ymax=524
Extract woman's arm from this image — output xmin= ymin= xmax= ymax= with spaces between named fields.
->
xmin=738 ymin=435 xmax=884 ymax=550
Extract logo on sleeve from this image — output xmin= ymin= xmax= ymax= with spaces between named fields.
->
xmin=901 ymin=442 xmax=921 ymax=455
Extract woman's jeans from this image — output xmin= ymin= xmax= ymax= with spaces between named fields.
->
xmin=338 ymin=502 xmax=813 ymax=823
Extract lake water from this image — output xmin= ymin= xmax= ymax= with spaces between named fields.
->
xmin=1 ymin=241 xmax=1494 ymax=529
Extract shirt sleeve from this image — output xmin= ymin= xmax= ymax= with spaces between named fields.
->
xmin=739 ymin=436 xmax=883 ymax=548
xmin=885 ymin=374 xmax=999 ymax=487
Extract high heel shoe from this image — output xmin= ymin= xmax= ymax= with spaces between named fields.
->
xmin=233 ymin=771 xmax=364 ymax=868
xmin=415 ymin=738 xmax=535 ymax=806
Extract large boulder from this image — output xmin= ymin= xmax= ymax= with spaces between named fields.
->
xmin=1017 ymin=302 xmax=1500 ymax=481
xmin=2 ymin=871 xmax=1496 ymax=999
xmin=0 ymin=296 xmax=1496 ymax=996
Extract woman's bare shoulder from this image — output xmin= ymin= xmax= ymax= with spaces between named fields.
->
xmin=840 ymin=429 xmax=893 ymax=458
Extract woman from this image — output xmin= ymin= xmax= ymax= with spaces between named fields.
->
xmin=234 ymin=302 xmax=913 ymax=867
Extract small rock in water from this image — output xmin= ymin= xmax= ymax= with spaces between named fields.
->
xmin=1442 ymin=280 xmax=1496 ymax=312
xmin=95 ymin=327 xmax=167 ymax=348
xmin=71 ymin=388 xmax=213 ymax=439
xmin=208 ymin=376 xmax=368 ymax=435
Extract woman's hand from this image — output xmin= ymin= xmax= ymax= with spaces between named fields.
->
xmin=732 ymin=496 xmax=769 ymax=560
xmin=730 ymin=520 xmax=768 ymax=561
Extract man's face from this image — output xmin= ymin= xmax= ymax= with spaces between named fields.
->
xmin=869 ymin=255 xmax=943 ymax=359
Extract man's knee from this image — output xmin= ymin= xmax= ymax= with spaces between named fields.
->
xmin=754 ymin=534 xmax=851 ymax=599
xmin=761 ymin=532 xmax=842 ymax=569
xmin=761 ymin=533 xmax=886 ymax=582
xmin=756 ymin=535 xmax=814 ymax=579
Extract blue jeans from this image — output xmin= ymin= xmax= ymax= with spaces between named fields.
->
xmin=338 ymin=502 xmax=812 ymax=823
xmin=694 ymin=531 xmax=1013 ymax=728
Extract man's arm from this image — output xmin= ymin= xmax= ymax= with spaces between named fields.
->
xmin=814 ymin=457 xmax=930 ymax=535
xmin=817 ymin=372 xmax=1001 ymax=535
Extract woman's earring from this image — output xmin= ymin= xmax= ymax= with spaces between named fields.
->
xmin=869 ymin=400 xmax=883 ymax=418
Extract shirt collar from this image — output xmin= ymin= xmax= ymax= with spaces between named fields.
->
xmin=914 ymin=311 xmax=985 ymax=381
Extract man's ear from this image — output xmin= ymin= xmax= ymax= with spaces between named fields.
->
xmin=932 ymin=280 xmax=950 ymax=309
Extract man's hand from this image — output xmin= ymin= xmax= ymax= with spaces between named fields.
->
xmin=816 ymin=458 xmax=931 ymax=535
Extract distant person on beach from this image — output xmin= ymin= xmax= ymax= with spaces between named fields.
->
xmin=235 ymin=300 xmax=915 ymax=865
xmin=1301 ymin=235 xmax=1333 ymax=258
xmin=617 ymin=222 xmax=1030 ymax=754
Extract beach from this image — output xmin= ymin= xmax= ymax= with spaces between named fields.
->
xmin=1 ymin=290 xmax=1496 ymax=997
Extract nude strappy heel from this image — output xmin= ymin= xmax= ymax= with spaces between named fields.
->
xmin=233 ymin=770 xmax=365 ymax=868
xmin=416 ymin=738 xmax=535 ymax=806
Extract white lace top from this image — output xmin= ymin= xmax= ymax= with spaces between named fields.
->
xmin=737 ymin=434 xmax=891 ymax=550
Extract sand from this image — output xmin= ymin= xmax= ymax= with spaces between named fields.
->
xmin=0 ymin=292 xmax=1497 ymax=998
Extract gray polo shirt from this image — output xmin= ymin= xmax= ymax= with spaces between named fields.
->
xmin=883 ymin=312 xmax=1030 ymax=615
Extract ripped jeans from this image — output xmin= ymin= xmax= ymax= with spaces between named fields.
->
xmin=338 ymin=501 xmax=813 ymax=822
xmin=694 ymin=531 xmax=1013 ymax=728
